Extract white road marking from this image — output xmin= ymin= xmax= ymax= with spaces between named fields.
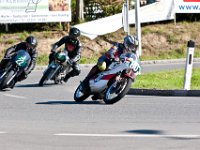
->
xmin=0 ymin=131 xmax=7 ymax=134
xmin=3 ymin=94 xmax=26 ymax=99
xmin=54 ymin=133 xmax=200 ymax=138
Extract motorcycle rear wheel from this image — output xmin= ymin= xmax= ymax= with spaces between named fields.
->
xmin=74 ymin=84 xmax=90 ymax=102
xmin=103 ymin=77 xmax=133 ymax=104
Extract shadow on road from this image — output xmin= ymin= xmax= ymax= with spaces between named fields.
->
xmin=126 ymin=129 xmax=164 ymax=135
xmin=125 ymin=129 xmax=200 ymax=140
xmin=16 ymin=83 xmax=62 ymax=88
xmin=16 ymin=83 xmax=40 ymax=88
xmin=35 ymin=100 xmax=104 ymax=105
xmin=0 ymin=89 xmax=10 ymax=92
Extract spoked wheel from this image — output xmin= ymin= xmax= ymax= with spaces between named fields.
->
xmin=74 ymin=84 xmax=90 ymax=102
xmin=0 ymin=70 xmax=15 ymax=90
xmin=39 ymin=67 xmax=54 ymax=86
xmin=103 ymin=78 xmax=133 ymax=104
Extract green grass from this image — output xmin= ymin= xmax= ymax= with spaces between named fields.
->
xmin=140 ymin=48 xmax=200 ymax=60
xmin=36 ymin=54 xmax=98 ymax=65
xmin=80 ymin=56 xmax=99 ymax=64
xmin=36 ymin=54 xmax=49 ymax=66
xmin=5 ymin=39 xmax=16 ymax=44
xmin=18 ymin=31 xmax=29 ymax=41
xmin=132 ymin=68 xmax=200 ymax=90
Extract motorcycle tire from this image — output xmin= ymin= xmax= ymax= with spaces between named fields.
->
xmin=0 ymin=70 xmax=15 ymax=90
xmin=74 ymin=84 xmax=90 ymax=102
xmin=103 ymin=77 xmax=133 ymax=104
xmin=39 ymin=67 xmax=54 ymax=86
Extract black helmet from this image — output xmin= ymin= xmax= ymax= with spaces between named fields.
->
xmin=124 ymin=35 xmax=139 ymax=52
xmin=69 ymin=27 xmax=80 ymax=39
xmin=25 ymin=36 xmax=38 ymax=48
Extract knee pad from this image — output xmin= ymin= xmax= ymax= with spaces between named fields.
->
xmin=97 ymin=61 xmax=106 ymax=71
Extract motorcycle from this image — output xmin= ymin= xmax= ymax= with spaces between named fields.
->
xmin=74 ymin=52 xmax=141 ymax=104
xmin=0 ymin=49 xmax=31 ymax=90
xmin=39 ymin=51 xmax=72 ymax=86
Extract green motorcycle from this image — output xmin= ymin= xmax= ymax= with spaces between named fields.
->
xmin=39 ymin=51 xmax=72 ymax=86
xmin=0 ymin=49 xmax=31 ymax=90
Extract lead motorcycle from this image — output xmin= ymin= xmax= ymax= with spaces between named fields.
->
xmin=74 ymin=52 xmax=141 ymax=104
xmin=39 ymin=51 xmax=72 ymax=86
xmin=0 ymin=49 xmax=31 ymax=90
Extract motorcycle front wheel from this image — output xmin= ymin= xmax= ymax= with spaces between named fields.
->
xmin=0 ymin=70 xmax=15 ymax=90
xmin=74 ymin=84 xmax=90 ymax=102
xmin=103 ymin=77 xmax=133 ymax=104
xmin=39 ymin=67 xmax=55 ymax=86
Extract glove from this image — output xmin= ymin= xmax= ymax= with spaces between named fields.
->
xmin=110 ymin=57 xmax=119 ymax=62
xmin=5 ymin=53 xmax=15 ymax=59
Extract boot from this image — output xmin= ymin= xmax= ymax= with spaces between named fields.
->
xmin=63 ymin=74 xmax=71 ymax=83
xmin=81 ymin=77 xmax=90 ymax=91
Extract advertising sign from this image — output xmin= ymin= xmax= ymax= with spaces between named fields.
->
xmin=175 ymin=0 xmax=200 ymax=13
xmin=0 ymin=0 xmax=71 ymax=23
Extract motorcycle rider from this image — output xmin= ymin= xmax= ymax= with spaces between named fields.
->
xmin=0 ymin=36 xmax=38 ymax=81
xmin=48 ymin=27 xmax=82 ymax=83
xmin=82 ymin=35 xmax=139 ymax=91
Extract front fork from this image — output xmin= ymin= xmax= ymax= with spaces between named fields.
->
xmin=114 ymin=70 xmax=134 ymax=90
xmin=5 ymin=66 xmax=21 ymax=86
xmin=45 ymin=63 xmax=61 ymax=80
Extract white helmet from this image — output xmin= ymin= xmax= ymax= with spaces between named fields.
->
xmin=124 ymin=35 xmax=139 ymax=52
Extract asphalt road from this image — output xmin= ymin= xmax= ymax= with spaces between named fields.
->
xmin=0 ymin=62 xmax=200 ymax=150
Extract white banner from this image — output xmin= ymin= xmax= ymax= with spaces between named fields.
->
xmin=175 ymin=0 xmax=200 ymax=13
xmin=0 ymin=0 xmax=71 ymax=23
xmin=75 ymin=0 xmax=175 ymax=39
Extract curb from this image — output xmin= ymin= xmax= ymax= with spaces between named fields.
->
xmin=34 ymin=64 xmax=95 ymax=70
xmin=128 ymin=88 xmax=200 ymax=97
xmin=140 ymin=58 xmax=200 ymax=65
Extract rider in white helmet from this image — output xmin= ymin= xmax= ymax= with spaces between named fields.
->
xmin=82 ymin=35 xmax=139 ymax=91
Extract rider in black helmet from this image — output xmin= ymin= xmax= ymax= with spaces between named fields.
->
xmin=49 ymin=27 xmax=82 ymax=83
xmin=0 ymin=35 xmax=38 ymax=81
xmin=25 ymin=36 xmax=38 ymax=49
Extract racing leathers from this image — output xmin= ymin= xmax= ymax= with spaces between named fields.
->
xmin=49 ymin=36 xmax=82 ymax=82
xmin=82 ymin=42 xmax=129 ymax=90
xmin=0 ymin=42 xmax=38 ymax=81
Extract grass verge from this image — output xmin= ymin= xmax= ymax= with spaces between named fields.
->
xmin=132 ymin=68 xmax=200 ymax=90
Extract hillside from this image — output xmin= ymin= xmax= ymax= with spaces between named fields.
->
xmin=0 ymin=21 xmax=200 ymax=64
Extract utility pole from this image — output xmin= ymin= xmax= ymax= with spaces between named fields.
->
xmin=123 ymin=0 xmax=130 ymax=35
xmin=135 ymin=0 xmax=142 ymax=56
xmin=125 ymin=0 xmax=130 ymax=35
xmin=5 ymin=24 xmax=8 ymax=32
xmin=75 ymin=0 xmax=84 ymax=23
